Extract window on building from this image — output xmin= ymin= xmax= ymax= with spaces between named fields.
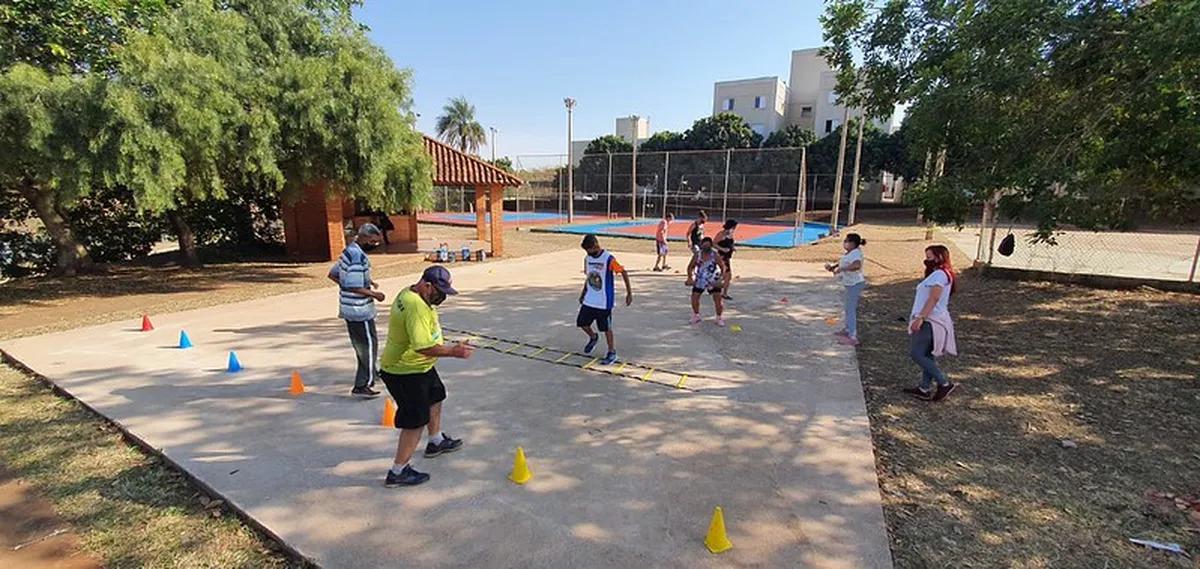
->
xmin=754 ymin=96 xmax=765 ymax=109
xmin=801 ymin=106 xmax=813 ymax=117
xmin=828 ymin=92 xmax=838 ymax=104
xmin=722 ymin=98 xmax=734 ymax=111
xmin=824 ymin=119 xmax=834 ymax=134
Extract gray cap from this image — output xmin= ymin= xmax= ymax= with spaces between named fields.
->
xmin=358 ymin=223 xmax=382 ymax=237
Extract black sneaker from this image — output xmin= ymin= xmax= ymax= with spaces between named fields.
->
xmin=424 ymin=434 xmax=464 ymax=458
xmin=902 ymin=386 xmax=932 ymax=401
xmin=932 ymin=383 xmax=957 ymax=402
xmin=384 ymin=465 xmax=430 ymax=487
xmin=583 ymin=335 xmax=599 ymax=355
xmin=351 ymin=386 xmax=380 ymax=399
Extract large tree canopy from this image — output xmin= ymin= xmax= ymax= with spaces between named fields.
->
xmin=846 ymin=0 xmax=1200 ymax=235
xmin=0 ymin=0 xmax=430 ymax=272
xmin=683 ymin=113 xmax=763 ymax=150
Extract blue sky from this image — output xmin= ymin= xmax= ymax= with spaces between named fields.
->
xmin=354 ymin=0 xmax=827 ymax=163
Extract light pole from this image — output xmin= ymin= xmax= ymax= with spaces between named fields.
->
xmin=489 ymin=127 xmax=497 ymax=162
xmin=629 ymin=114 xmax=638 ymax=220
xmin=564 ymin=98 xmax=576 ymax=223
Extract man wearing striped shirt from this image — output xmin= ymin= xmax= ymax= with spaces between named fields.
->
xmin=328 ymin=223 xmax=386 ymax=398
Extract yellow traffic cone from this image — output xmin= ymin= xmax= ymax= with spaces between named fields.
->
xmin=704 ymin=506 xmax=733 ymax=554
xmin=381 ymin=398 xmax=395 ymax=427
xmin=508 ymin=446 xmax=533 ymax=485
xmin=289 ymin=370 xmax=305 ymax=396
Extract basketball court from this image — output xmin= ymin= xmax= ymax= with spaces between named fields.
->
xmin=0 ymin=252 xmax=891 ymax=569
xmin=418 ymin=211 xmax=610 ymax=227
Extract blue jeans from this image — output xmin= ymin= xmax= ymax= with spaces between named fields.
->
xmin=844 ymin=282 xmax=865 ymax=338
xmin=910 ymin=321 xmax=949 ymax=390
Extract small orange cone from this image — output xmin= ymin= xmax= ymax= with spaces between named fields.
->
xmin=704 ymin=506 xmax=733 ymax=554
xmin=824 ymin=316 xmax=838 ymax=326
xmin=140 ymin=314 xmax=154 ymax=331
xmin=381 ymin=399 xmax=395 ymax=427
xmin=289 ymin=371 xmax=305 ymax=395
xmin=508 ymin=447 xmax=533 ymax=485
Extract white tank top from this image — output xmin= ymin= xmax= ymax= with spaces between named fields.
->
xmin=582 ymin=251 xmax=618 ymax=310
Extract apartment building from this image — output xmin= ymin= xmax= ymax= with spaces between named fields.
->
xmin=711 ymin=76 xmax=788 ymax=139
xmin=713 ymin=47 xmax=902 ymax=138
xmin=569 ymin=116 xmax=650 ymax=166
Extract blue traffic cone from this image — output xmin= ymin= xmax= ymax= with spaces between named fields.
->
xmin=227 ymin=351 xmax=242 ymax=372
xmin=179 ymin=330 xmax=193 ymax=349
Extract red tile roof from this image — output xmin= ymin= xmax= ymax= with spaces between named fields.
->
xmin=423 ymin=136 xmax=523 ymax=187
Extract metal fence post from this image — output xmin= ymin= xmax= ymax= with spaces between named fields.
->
xmin=606 ymin=152 xmax=613 ymax=219
xmin=631 ymin=146 xmax=638 ymax=220
xmin=662 ymin=152 xmax=670 ymax=217
xmin=721 ymin=149 xmax=731 ymax=221
xmin=1189 ymin=235 xmax=1200 ymax=282
xmin=791 ymin=147 xmax=807 ymax=246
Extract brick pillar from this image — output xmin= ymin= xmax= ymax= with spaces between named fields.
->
xmin=489 ymin=185 xmax=504 ymax=257
xmin=325 ymin=192 xmax=346 ymax=261
xmin=474 ymin=186 xmax=487 ymax=242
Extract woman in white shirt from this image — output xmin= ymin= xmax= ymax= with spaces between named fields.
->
xmin=903 ymin=245 xmax=958 ymax=402
xmin=825 ymin=233 xmax=866 ymax=346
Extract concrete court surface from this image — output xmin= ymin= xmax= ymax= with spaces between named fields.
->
xmin=0 ymin=250 xmax=892 ymax=569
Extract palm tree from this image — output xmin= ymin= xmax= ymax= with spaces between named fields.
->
xmin=435 ymin=96 xmax=486 ymax=155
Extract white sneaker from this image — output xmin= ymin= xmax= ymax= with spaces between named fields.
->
xmin=716 ymin=317 xmax=726 ymax=327
xmin=689 ymin=313 xmax=702 ymax=325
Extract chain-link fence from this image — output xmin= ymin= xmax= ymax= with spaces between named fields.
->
xmin=966 ymin=218 xmax=1200 ymax=283
xmin=499 ymin=148 xmax=904 ymax=223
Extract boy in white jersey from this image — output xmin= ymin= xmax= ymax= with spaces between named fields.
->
xmin=577 ymin=234 xmax=633 ymax=365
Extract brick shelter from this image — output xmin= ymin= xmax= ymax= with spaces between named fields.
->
xmin=281 ymin=136 xmax=522 ymax=261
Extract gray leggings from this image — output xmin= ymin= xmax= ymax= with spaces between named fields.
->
xmin=910 ymin=321 xmax=949 ymax=390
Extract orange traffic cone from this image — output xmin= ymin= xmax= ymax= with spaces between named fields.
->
xmin=381 ymin=399 xmax=395 ymax=427
xmin=289 ymin=371 xmax=305 ymax=395
xmin=140 ymin=314 xmax=154 ymax=331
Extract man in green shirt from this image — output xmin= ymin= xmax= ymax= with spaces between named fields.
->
xmin=379 ymin=266 xmax=474 ymax=487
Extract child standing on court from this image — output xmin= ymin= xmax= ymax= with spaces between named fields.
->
xmin=653 ymin=212 xmax=674 ymax=272
xmin=686 ymin=237 xmax=726 ymax=326
xmin=577 ymin=234 xmax=633 ymax=365
xmin=825 ymin=233 xmax=866 ymax=346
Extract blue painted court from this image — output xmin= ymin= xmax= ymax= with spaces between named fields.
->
xmin=419 ymin=212 xmax=609 ymax=226
xmin=531 ymin=218 xmax=836 ymax=248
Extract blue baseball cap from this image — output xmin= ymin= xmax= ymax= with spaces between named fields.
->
xmin=421 ymin=266 xmax=458 ymax=295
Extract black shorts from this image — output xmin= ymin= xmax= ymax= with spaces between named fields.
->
xmin=576 ymin=304 xmax=612 ymax=332
xmin=692 ymin=286 xmax=721 ymax=295
xmin=381 ymin=368 xmax=447 ymax=430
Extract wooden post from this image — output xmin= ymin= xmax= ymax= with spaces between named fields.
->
xmin=488 ymin=185 xmax=505 ymax=257
xmin=474 ymin=186 xmax=487 ymax=242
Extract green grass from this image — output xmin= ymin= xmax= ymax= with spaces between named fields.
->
xmin=0 ymin=362 xmax=305 ymax=569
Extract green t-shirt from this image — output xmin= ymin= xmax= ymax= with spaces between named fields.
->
xmin=380 ymin=288 xmax=443 ymax=375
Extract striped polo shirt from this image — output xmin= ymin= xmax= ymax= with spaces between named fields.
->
xmin=330 ymin=241 xmax=376 ymax=322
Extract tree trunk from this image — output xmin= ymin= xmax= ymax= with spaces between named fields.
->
xmin=166 ymin=209 xmax=201 ymax=267
xmin=847 ymin=114 xmax=867 ymax=226
xmin=829 ymin=107 xmax=852 ymax=234
xmin=16 ymin=179 xmax=93 ymax=276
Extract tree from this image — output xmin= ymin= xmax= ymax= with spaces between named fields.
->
xmin=435 ymin=96 xmax=486 ymax=155
xmin=583 ymin=134 xmax=632 ymax=155
xmin=683 ymin=113 xmax=762 ymax=150
xmin=638 ymin=130 xmax=685 ymax=152
xmin=763 ymin=125 xmax=818 ymax=148
xmin=855 ymin=0 xmax=1200 ymax=237
xmin=489 ymin=157 xmax=514 ymax=172
xmin=820 ymin=0 xmax=870 ymax=230
xmin=0 ymin=0 xmax=167 ymax=72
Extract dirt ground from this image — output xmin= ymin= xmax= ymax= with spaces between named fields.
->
xmin=2 ymin=214 xmax=1199 ymax=567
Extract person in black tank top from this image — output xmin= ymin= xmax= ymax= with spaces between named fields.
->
xmin=715 ymin=219 xmax=738 ymax=300
xmin=687 ymin=211 xmax=708 ymax=254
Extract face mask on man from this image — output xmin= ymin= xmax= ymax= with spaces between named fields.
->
xmin=362 ymin=241 xmax=380 ymax=252
xmin=429 ymin=288 xmax=447 ymax=306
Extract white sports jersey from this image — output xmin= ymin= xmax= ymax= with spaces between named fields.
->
xmin=582 ymin=250 xmax=622 ymax=310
